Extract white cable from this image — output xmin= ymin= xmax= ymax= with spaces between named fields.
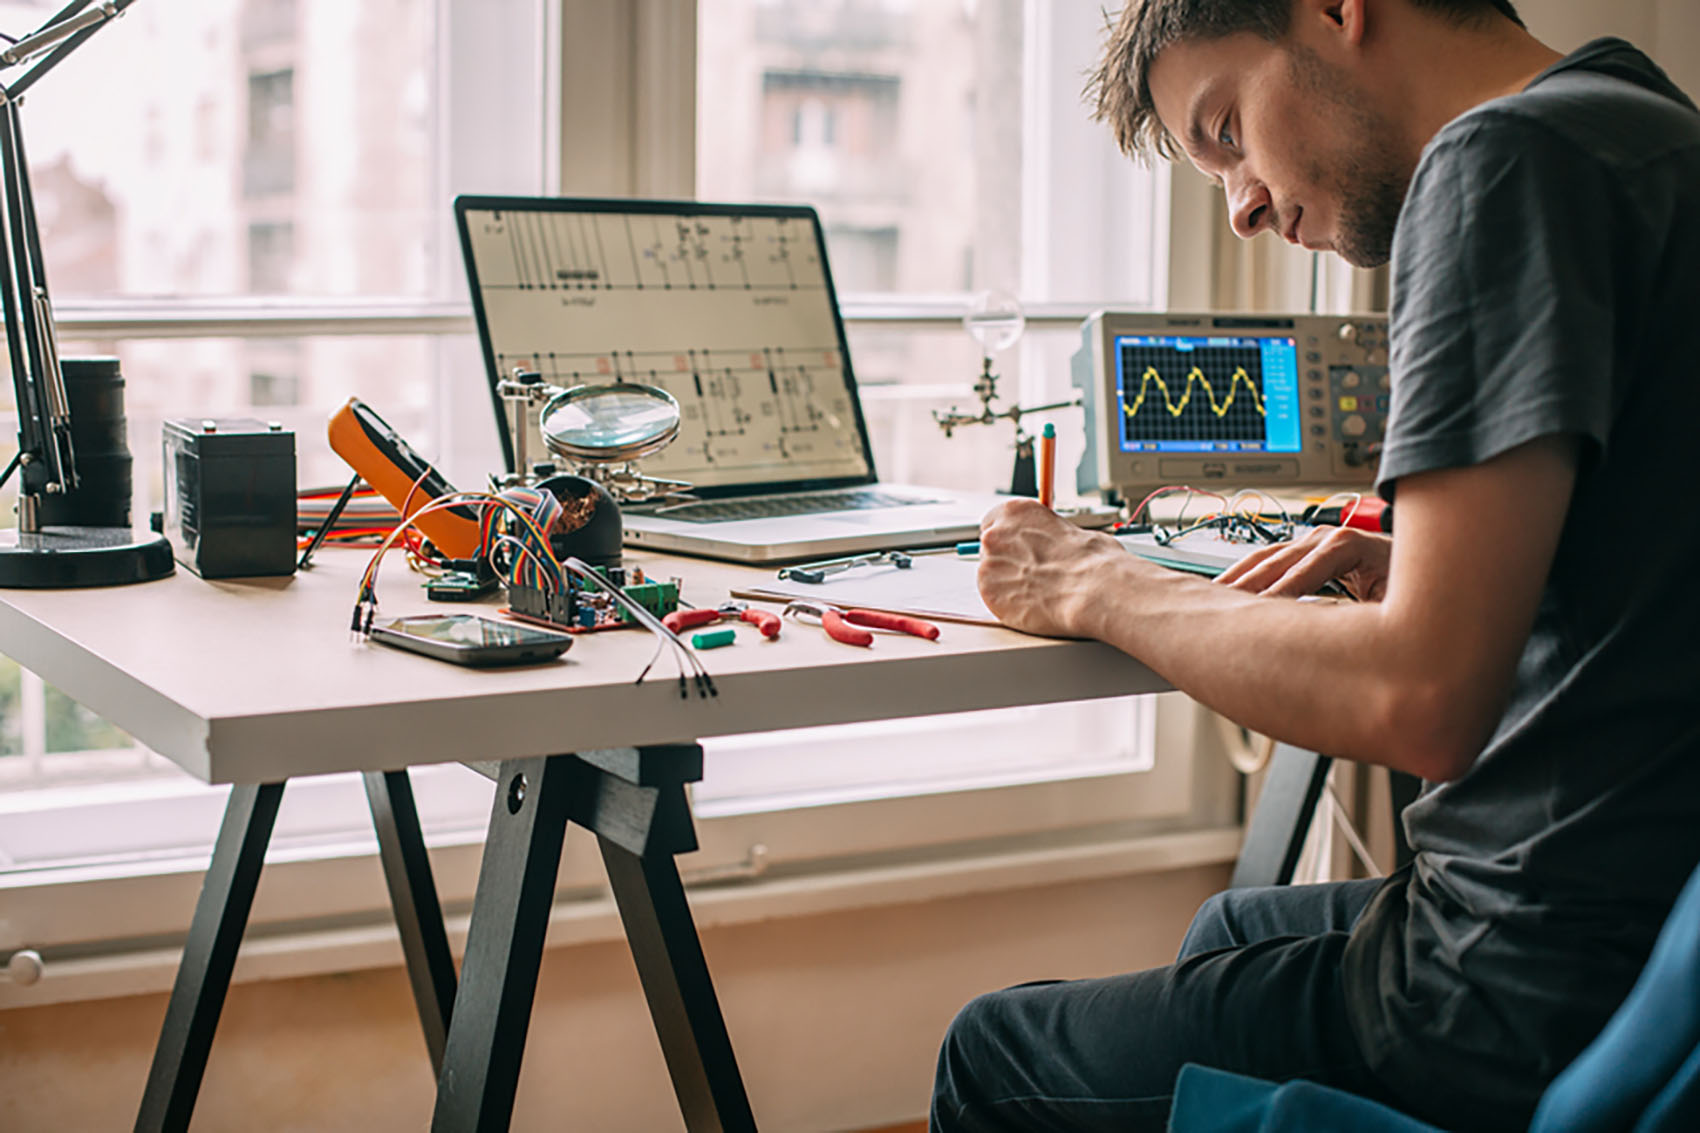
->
xmin=1323 ymin=779 xmax=1383 ymax=878
xmin=1213 ymin=713 xmax=1276 ymax=775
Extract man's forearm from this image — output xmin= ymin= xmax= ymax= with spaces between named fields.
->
xmin=1082 ymin=555 xmax=1489 ymax=780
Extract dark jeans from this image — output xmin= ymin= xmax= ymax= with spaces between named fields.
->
xmin=929 ymin=877 xmax=1394 ymax=1132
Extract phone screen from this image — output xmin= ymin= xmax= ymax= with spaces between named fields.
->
xmin=382 ymin=614 xmax=569 ymax=647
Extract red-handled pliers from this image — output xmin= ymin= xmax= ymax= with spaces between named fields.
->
xmin=782 ymin=600 xmax=940 ymax=647
xmin=662 ymin=602 xmax=782 ymax=639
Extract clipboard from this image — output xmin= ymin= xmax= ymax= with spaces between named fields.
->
xmin=732 ymin=553 xmax=999 ymax=625
xmin=729 ymin=532 xmax=1261 ymax=626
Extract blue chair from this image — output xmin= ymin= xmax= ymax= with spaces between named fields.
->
xmin=1168 ymin=857 xmax=1700 ymax=1132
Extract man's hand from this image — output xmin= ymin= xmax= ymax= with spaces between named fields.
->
xmin=1215 ymin=525 xmax=1392 ymax=601
xmin=976 ymin=499 xmax=1133 ymax=637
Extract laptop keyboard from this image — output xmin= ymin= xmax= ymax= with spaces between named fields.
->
xmin=649 ymin=488 xmax=946 ymax=523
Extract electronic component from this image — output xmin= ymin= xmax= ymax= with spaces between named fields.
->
xmin=505 ymin=567 xmax=680 ymax=634
xmin=425 ymin=559 xmax=500 ymax=601
xmin=369 ymin=613 xmax=573 ymax=667
xmin=162 ymin=418 xmax=296 ymax=578
xmin=1073 ymin=312 xmax=1391 ymax=503
xmin=327 ymin=397 xmax=482 ymax=560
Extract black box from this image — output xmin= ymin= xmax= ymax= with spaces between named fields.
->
xmin=162 ymin=418 xmax=297 ymax=578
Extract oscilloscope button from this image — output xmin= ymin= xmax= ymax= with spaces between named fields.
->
xmin=1338 ymin=396 xmax=1359 ymax=412
xmin=1342 ymin=414 xmax=1369 ymax=437
xmin=1311 ymin=425 xmax=1328 ymax=437
xmin=1310 ymin=406 xmax=1325 ymax=418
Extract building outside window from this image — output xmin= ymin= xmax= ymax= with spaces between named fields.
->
xmin=0 ymin=1 xmax=1220 ymax=998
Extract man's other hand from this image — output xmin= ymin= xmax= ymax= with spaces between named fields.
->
xmin=977 ymin=499 xmax=1129 ymax=637
xmin=1215 ymin=525 xmax=1392 ymax=601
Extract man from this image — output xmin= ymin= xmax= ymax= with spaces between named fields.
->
xmin=931 ymin=1 xmax=1700 ymax=1130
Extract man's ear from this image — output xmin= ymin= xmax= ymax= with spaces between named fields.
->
xmin=1308 ymin=0 xmax=1367 ymax=47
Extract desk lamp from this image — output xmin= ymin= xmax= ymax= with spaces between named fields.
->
xmin=0 ymin=0 xmax=171 ymax=588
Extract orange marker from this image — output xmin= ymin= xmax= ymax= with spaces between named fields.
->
xmin=1037 ymin=422 xmax=1057 ymax=509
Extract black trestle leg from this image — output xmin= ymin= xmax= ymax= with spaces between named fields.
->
xmin=365 ymin=768 xmax=458 ymax=1075
xmin=431 ymin=755 xmax=573 ymax=1133
xmin=135 ymin=781 xmax=285 ymax=1133
xmin=601 ymin=839 xmax=757 ymax=1133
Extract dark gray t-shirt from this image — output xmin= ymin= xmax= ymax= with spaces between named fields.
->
xmin=1342 ymin=39 xmax=1700 ymax=1130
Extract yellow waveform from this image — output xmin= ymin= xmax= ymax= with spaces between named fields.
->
xmin=1122 ymin=365 xmax=1266 ymax=419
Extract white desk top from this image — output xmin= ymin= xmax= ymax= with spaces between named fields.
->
xmin=0 ymin=549 xmax=1167 ymax=784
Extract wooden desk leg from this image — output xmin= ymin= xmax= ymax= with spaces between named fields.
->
xmin=571 ymin=745 xmax=755 ymax=1132
xmin=601 ymin=838 xmax=757 ymax=1133
xmin=1230 ymin=745 xmax=1332 ymax=889
xmin=364 ymin=769 xmax=458 ymax=1075
xmin=433 ymin=747 xmax=754 ymax=1132
xmin=135 ymin=781 xmax=285 ymax=1133
xmin=431 ymin=755 xmax=573 ymax=1133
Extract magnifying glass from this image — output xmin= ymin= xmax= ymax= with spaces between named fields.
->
xmin=538 ymin=382 xmax=681 ymax=464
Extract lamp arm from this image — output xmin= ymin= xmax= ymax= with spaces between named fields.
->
xmin=0 ymin=0 xmax=140 ymax=519
xmin=0 ymin=98 xmax=56 ymax=488
xmin=4 ymin=2 xmax=135 ymax=99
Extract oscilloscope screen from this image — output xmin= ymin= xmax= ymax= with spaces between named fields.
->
xmin=1114 ymin=334 xmax=1302 ymax=454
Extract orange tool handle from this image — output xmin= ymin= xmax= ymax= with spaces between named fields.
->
xmin=663 ymin=608 xmax=723 ymax=634
xmin=821 ymin=608 xmax=874 ymax=647
xmin=327 ymin=398 xmax=483 ymax=560
xmin=844 ymin=609 xmax=941 ymax=640
xmin=740 ymin=608 xmax=782 ymax=638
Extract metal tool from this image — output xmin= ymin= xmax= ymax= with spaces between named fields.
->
xmin=782 ymin=600 xmax=940 ymax=647
xmin=776 ymin=550 xmax=914 ymax=585
xmin=663 ymin=601 xmax=782 ymax=640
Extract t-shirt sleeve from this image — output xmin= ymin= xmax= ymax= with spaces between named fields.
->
xmin=1376 ymin=112 xmax=1619 ymax=500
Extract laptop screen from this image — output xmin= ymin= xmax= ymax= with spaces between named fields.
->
xmin=456 ymin=197 xmax=877 ymax=495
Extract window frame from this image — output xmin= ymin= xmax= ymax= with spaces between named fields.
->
xmin=0 ymin=0 xmax=1245 ymax=1007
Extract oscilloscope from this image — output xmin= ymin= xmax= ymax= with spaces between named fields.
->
xmin=1072 ymin=310 xmax=1391 ymax=503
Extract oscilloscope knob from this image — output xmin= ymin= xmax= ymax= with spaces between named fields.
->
xmin=1342 ymin=413 xmax=1369 ymax=438
xmin=1337 ymin=322 xmax=1357 ymax=343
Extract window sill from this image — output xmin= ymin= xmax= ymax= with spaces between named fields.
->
xmin=0 ymin=824 xmax=1240 ymax=1009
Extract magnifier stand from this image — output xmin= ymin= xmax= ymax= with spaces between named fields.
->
xmin=1008 ymin=435 xmax=1037 ymax=498
xmin=495 ymin=370 xmax=691 ymax=504
xmin=934 ymin=355 xmax=1078 ymax=498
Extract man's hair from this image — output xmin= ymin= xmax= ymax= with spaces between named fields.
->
xmin=1088 ymin=0 xmax=1525 ymax=161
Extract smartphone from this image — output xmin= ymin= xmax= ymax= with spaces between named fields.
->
xmin=369 ymin=613 xmax=574 ymax=667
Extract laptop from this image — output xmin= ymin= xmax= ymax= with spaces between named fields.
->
xmin=456 ymin=196 xmax=1111 ymax=563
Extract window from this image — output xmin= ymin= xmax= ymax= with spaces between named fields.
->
xmin=244 ymin=68 xmax=297 ymax=198
xmin=247 ymin=221 xmax=295 ymax=292
xmin=1 ymin=0 xmax=551 ymax=841
xmin=689 ymin=0 xmax=1187 ymax=851
xmin=1 ymin=1 xmax=1234 ymax=1000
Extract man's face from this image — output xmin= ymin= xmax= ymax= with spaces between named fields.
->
xmin=1148 ymin=31 xmax=1413 ymax=268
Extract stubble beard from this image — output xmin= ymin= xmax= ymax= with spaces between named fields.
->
xmin=1289 ymin=47 xmax=1414 ymax=269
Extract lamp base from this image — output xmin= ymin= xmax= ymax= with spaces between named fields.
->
xmin=0 ymin=525 xmax=175 ymax=588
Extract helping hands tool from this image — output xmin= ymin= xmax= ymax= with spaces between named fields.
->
xmin=782 ymin=600 xmax=940 ymax=647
